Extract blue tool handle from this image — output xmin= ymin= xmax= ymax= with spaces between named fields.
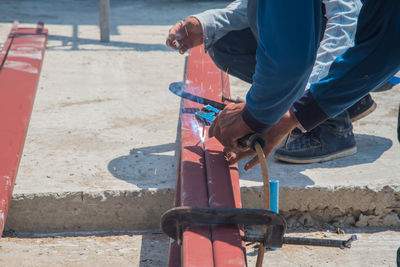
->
xmin=269 ymin=180 xmax=279 ymax=251
xmin=269 ymin=180 xmax=279 ymax=214
xmin=237 ymin=133 xmax=265 ymax=151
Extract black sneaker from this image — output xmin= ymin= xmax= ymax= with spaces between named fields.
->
xmin=290 ymin=93 xmax=376 ymax=140
xmin=373 ymin=81 xmax=395 ymax=92
xmin=347 ymin=94 xmax=377 ymax=122
xmin=274 ymin=126 xmax=356 ymax=164
xmin=288 ymin=127 xmax=304 ymax=139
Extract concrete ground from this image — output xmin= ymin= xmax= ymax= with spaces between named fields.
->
xmin=0 ymin=0 xmax=399 ymax=265
xmin=1 ymin=229 xmax=399 ymax=267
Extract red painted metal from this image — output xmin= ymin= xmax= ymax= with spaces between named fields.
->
xmin=167 ymin=151 xmax=181 ymax=267
xmin=180 ymin=47 xmax=214 ymax=266
xmin=167 ymin=45 xmax=247 ymax=266
xmin=0 ymin=22 xmax=18 ymax=69
xmin=0 ymin=22 xmax=48 ymax=234
xmin=203 ymin=68 xmax=246 ymax=267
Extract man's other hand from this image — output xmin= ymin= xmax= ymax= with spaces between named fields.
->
xmin=208 ymin=103 xmax=253 ymax=153
xmin=228 ymin=108 xmax=300 ymax=170
xmin=166 ymin=17 xmax=203 ymax=54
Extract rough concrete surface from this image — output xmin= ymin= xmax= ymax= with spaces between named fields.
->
xmin=0 ymin=0 xmax=399 ymax=233
xmin=1 ymin=229 xmax=399 ymax=267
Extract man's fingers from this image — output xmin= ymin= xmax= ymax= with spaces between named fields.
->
xmin=208 ymin=117 xmax=218 ymax=137
xmin=179 ymin=44 xmax=188 ymax=54
xmin=166 ymin=35 xmax=178 ymax=50
xmin=166 ymin=21 xmax=185 ymax=49
xmin=244 ymin=156 xmax=260 ymax=171
xmin=166 ymin=36 xmax=174 ymax=48
xmin=168 ymin=20 xmax=183 ymax=35
xmin=223 ymin=146 xmax=236 ymax=154
xmin=228 ymin=149 xmax=255 ymax=165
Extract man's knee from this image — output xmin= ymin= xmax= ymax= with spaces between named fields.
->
xmin=207 ymin=29 xmax=257 ymax=83
xmin=207 ymin=45 xmax=229 ymax=73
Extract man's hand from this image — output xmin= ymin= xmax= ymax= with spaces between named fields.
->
xmin=228 ymin=108 xmax=300 ymax=170
xmin=208 ymin=103 xmax=253 ymax=153
xmin=166 ymin=17 xmax=203 ymax=54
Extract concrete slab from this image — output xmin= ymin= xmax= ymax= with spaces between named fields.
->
xmin=0 ymin=0 xmax=399 ymax=231
xmin=1 ymin=229 xmax=399 ymax=267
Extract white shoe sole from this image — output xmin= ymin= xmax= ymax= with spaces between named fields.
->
xmin=274 ymin=146 xmax=357 ymax=164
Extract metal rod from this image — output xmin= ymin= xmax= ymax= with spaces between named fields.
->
xmin=283 ymin=235 xmax=357 ymax=248
xmin=180 ymin=91 xmax=226 ymax=110
xmin=222 ymin=94 xmax=244 ymax=104
xmin=255 ymin=143 xmax=270 ymax=267
xmin=169 ymin=82 xmax=226 ymax=110
xmin=244 ymin=235 xmax=357 ymax=249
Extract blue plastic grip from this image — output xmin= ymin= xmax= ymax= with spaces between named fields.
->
xmin=269 ymin=180 xmax=279 ymax=214
xmin=269 ymin=180 xmax=279 ymax=251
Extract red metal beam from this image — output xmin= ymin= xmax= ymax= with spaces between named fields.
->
xmin=0 ymin=22 xmax=48 ymax=234
xmin=205 ymin=138 xmax=246 ymax=267
xmin=180 ymin=48 xmax=214 ymax=266
xmin=0 ymin=22 xmax=18 ymax=69
xmin=203 ymin=65 xmax=246 ymax=267
xmin=168 ymin=45 xmax=247 ymax=266
xmin=167 ymin=150 xmax=182 ymax=267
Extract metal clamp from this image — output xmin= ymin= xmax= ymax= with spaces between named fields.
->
xmin=161 ymin=206 xmax=286 ymax=248
xmin=161 ymin=206 xmax=358 ymax=249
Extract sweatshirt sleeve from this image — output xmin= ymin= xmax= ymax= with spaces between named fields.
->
xmin=293 ymin=0 xmax=400 ymax=131
xmin=243 ymin=1 xmax=322 ymax=133
xmin=306 ymin=0 xmax=362 ymax=89
xmin=191 ymin=0 xmax=249 ymax=51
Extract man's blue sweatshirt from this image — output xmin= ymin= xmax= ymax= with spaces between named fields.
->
xmin=243 ymin=0 xmax=400 ymax=133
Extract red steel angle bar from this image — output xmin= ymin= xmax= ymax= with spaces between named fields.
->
xmin=185 ymin=46 xmax=246 ymax=266
xmin=0 ymin=23 xmax=48 ymax=234
xmin=169 ymin=45 xmax=247 ymax=266
xmin=179 ymin=46 xmax=214 ymax=267
xmin=0 ymin=22 xmax=18 ymax=69
xmin=205 ymin=138 xmax=247 ymax=267
xmin=167 ymin=146 xmax=182 ymax=267
xmin=202 ymin=63 xmax=246 ymax=266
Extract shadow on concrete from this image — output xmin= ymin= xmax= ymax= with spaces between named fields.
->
xmin=107 ymin=142 xmax=179 ymax=189
xmin=0 ymin=0 xmax=222 ymax=26
xmin=48 ymin=34 xmax=169 ymax=52
xmin=107 ymin=133 xmax=392 ymax=189
xmin=44 ymin=23 xmax=169 ymax=52
xmin=0 ymin=0 xmax=226 ymax=51
xmin=239 ymin=134 xmax=393 ymax=187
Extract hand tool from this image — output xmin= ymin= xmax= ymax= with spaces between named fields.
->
xmin=195 ymin=104 xmax=265 ymax=150
xmin=169 ymin=82 xmax=265 ymax=150
xmin=222 ymin=93 xmax=244 ymax=104
xmin=169 ymin=82 xmax=226 ymax=110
